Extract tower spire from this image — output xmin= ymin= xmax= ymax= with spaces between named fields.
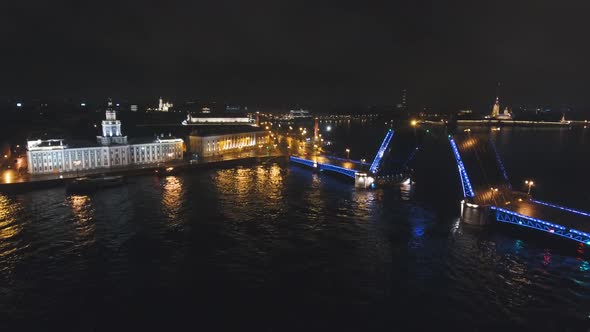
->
xmin=491 ymin=83 xmax=501 ymax=118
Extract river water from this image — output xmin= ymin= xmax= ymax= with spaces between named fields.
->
xmin=0 ymin=121 xmax=588 ymax=330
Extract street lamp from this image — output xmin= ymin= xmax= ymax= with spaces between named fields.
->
xmin=490 ymin=187 xmax=499 ymax=202
xmin=525 ymin=180 xmax=534 ymax=195
xmin=346 ymin=148 xmax=350 ymax=159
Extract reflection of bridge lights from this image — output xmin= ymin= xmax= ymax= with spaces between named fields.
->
xmin=451 ymin=218 xmax=461 ymax=234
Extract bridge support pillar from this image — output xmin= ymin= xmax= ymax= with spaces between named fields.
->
xmin=460 ymin=200 xmax=491 ymax=225
xmin=355 ymin=173 xmax=374 ymax=189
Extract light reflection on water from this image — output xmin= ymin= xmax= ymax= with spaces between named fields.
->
xmin=0 ymin=194 xmax=22 ymax=246
xmin=0 ymin=158 xmax=587 ymax=329
xmin=67 ymin=195 xmax=95 ymax=246
xmin=160 ymin=176 xmax=184 ymax=226
xmin=213 ymin=164 xmax=287 ymax=222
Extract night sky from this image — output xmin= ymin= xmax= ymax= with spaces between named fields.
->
xmin=2 ymin=0 xmax=590 ymax=110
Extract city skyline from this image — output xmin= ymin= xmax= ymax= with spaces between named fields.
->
xmin=2 ymin=1 xmax=590 ymax=110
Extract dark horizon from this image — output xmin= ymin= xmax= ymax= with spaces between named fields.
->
xmin=3 ymin=1 xmax=590 ymax=111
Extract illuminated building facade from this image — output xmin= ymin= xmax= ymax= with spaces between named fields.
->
xmin=288 ymin=109 xmax=312 ymax=119
xmin=491 ymin=97 xmax=501 ymax=118
xmin=188 ymin=129 xmax=270 ymax=157
xmin=158 ymin=97 xmax=173 ymax=112
xmin=27 ymin=102 xmax=183 ymax=175
xmin=487 ymin=96 xmax=512 ymax=120
xmin=182 ymin=114 xmax=255 ymax=125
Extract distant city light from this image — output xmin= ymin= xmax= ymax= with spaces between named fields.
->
xmin=16 ymin=102 xmax=22 ymax=107
xmin=80 ymin=103 xmax=86 ymax=107
xmin=116 ymin=103 xmax=120 ymax=107
xmin=326 ymin=125 xmax=332 ymax=132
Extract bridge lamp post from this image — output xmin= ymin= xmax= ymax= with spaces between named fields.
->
xmin=489 ymin=187 xmax=499 ymax=204
xmin=410 ymin=120 xmax=418 ymax=140
xmin=346 ymin=148 xmax=350 ymax=160
xmin=525 ymin=180 xmax=534 ymax=195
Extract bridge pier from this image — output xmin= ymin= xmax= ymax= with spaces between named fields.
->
xmin=354 ymin=173 xmax=374 ymax=189
xmin=460 ymin=200 xmax=491 ymax=225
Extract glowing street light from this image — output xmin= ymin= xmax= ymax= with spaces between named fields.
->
xmin=410 ymin=120 xmax=418 ymax=127
xmin=525 ymin=180 xmax=534 ymax=195
xmin=346 ymin=148 xmax=350 ymax=159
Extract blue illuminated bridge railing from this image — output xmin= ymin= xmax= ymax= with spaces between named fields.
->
xmin=490 ymin=138 xmax=511 ymax=189
xmin=289 ymin=156 xmax=316 ymax=168
xmin=369 ymin=129 xmax=394 ymax=174
xmin=530 ymin=199 xmax=590 ymax=218
xmin=289 ymin=156 xmax=357 ymax=178
xmin=491 ymin=206 xmax=590 ymax=245
xmin=320 ymin=155 xmax=370 ymax=166
xmin=449 ymin=137 xmax=475 ymax=198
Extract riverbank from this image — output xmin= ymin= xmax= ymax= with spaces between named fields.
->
xmin=0 ymin=154 xmax=287 ymax=193
xmin=422 ymin=119 xmax=586 ymax=127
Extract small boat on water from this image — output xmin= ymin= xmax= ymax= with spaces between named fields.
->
xmin=154 ymin=166 xmax=179 ymax=177
xmin=66 ymin=175 xmax=126 ymax=193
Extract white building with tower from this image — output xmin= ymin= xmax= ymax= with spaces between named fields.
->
xmin=27 ymin=100 xmax=184 ymax=175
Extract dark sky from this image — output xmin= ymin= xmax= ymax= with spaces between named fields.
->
xmin=2 ymin=0 xmax=590 ymax=110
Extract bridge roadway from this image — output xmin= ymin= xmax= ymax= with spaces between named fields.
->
xmin=313 ymin=155 xmax=370 ymax=172
xmin=453 ymin=131 xmax=590 ymax=244
xmin=290 ymin=154 xmax=369 ymax=176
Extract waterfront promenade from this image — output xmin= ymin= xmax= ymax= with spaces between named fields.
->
xmin=0 ymin=148 xmax=284 ymax=191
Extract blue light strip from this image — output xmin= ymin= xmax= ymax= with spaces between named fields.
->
xmin=491 ymin=206 xmax=590 ymax=245
xmin=290 ymin=156 xmax=357 ymax=178
xmin=369 ymin=129 xmax=394 ymax=174
xmin=490 ymin=138 xmax=511 ymax=189
xmin=400 ymin=145 xmax=420 ymax=170
xmin=449 ymin=137 xmax=475 ymax=198
xmin=320 ymin=155 xmax=370 ymax=166
xmin=530 ymin=199 xmax=590 ymax=218
xmin=491 ymin=206 xmax=566 ymax=230
xmin=289 ymin=156 xmax=316 ymax=168
xmin=319 ymin=163 xmax=357 ymax=178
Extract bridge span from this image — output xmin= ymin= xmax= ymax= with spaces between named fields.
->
xmin=289 ymin=129 xmax=408 ymax=188
xmin=452 ymin=131 xmax=590 ymax=245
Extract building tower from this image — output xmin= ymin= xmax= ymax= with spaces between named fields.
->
xmin=491 ymin=97 xmax=501 ymax=118
xmin=314 ymin=117 xmax=319 ymax=141
xmin=97 ymin=99 xmax=128 ymax=145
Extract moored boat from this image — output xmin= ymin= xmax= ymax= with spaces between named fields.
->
xmin=154 ymin=166 xmax=179 ymax=177
xmin=66 ymin=175 xmax=126 ymax=193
